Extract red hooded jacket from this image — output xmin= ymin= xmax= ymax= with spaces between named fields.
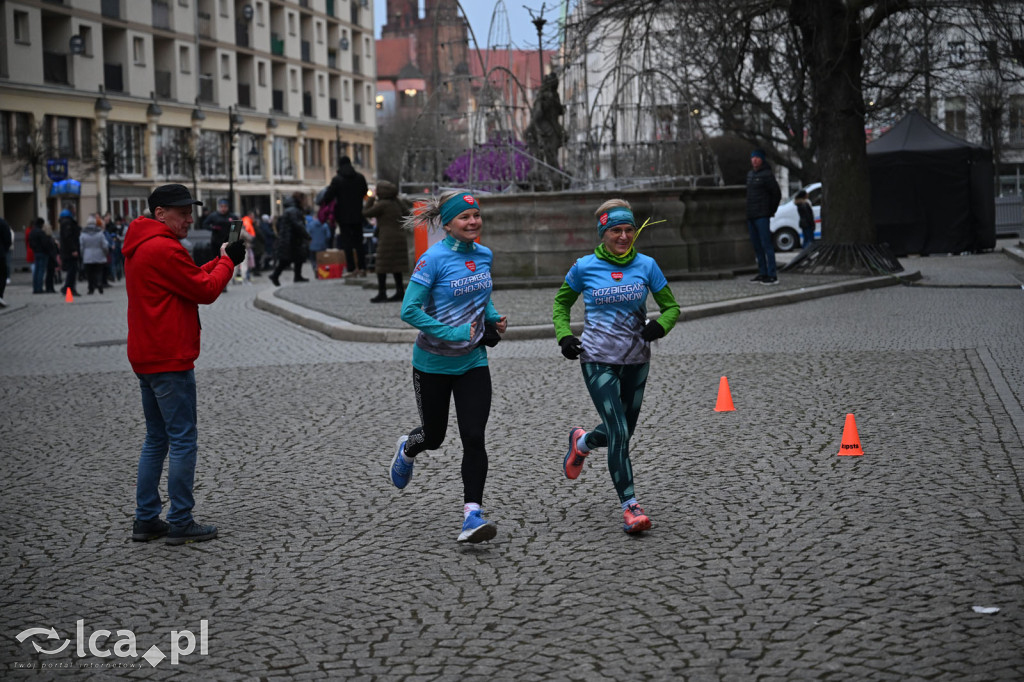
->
xmin=123 ymin=216 xmax=234 ymax=374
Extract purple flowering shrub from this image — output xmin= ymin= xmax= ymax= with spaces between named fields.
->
xmin=444 ymin=135 xmax=532 ymax=192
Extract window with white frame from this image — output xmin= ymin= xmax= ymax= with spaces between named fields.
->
xmin=180 ymin=45 xmax=191 ymax=73
xmin=78 ymin=26 xmax=93 ymax=57
xmin=273 ymin=136 xmax=295 ymax=178
xmin=240 ymin=133 xmax=264 ymax=178
xmin=316 ymin=20 xmax=324 ymax=44
xmin=290 ymin=68 xmax=298 ymax=92
xmin=256 ymin=1 xmax=265 ymax=26
xmin=56 ymin=117 xmax=76 ymax=157
xmin=318 ymin=74 xmax=326 ymax=97
xmin=1009 ymin=95 xmax=1024 ymax=144
xmin=944 ymin=97 xmax=967 ymax=137
xmin=133 ymin=37 xmax=145 ymax=65
xmin=221 ymin=53 xmax=230 ymax=79
xmin=258 ymin=61 xmax=267 ymax=87
xmin=304 ymin=138 xmax=323 ymax=168
xmin=13 ymin=11 xmax=29 ymax=44
xmin=198 ymin=129 xmax=227 ymax=177
xmin=107 ymin=123 xmax=146 ymax=176
xmin=288 ymin=12 xmax=297 ymax=36
xmin=343 ymin=79 xmax=350 ymax=101
xmin=156 ymin=126 xmax=192 ymax=177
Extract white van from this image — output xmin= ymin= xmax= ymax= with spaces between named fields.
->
xmin=770 ymin=182 xmax=821 ymax=251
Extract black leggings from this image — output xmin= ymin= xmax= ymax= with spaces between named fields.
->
xmin=405 ymin=365 xmax=491 ymax=504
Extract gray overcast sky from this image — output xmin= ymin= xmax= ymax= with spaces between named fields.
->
xmin=373 ymin=0 xmax=565 ymax=50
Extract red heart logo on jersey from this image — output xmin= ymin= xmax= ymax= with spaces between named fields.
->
xmin=465 ymin=261 xmax=476 ymax=272
xmin=611 ymin=271 xmax=623 ymax=281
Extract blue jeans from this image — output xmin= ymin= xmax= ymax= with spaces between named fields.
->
xmin=135 ymin=370 xmax=199 ymax=526
xmin=747 ymin=216 xmax=777 ymax=278
xmin=32 ymin=254 xmax=48 ymax=293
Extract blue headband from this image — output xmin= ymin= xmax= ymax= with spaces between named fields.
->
xmin=440 ymin=193 xmax=479 ymax=226
xmin=597 ymin=207 xmax=635 ymax=234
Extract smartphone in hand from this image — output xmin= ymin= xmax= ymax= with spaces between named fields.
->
xmin=227 ymin=219 xmax=243 ymax=243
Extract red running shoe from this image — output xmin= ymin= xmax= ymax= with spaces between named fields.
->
xmin=563 ymin=427 xmax=589 ymax=479
xmin=622 ymin=503 xmax=652 ymax=534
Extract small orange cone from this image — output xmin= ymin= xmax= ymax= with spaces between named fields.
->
xmin=65 ymin=288 xmax=73 ymax=303
xmin=837 ymin=413 xmax=863 ymax=456
xmin=714 ymin=376 xmax=735 ymax=412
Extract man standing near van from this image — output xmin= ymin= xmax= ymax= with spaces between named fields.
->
xmin=746 ymin=148 xmax=782 ymax=285
xmin=124 ymin=184 xmax=245 ymax=545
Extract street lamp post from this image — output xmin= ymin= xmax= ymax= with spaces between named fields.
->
xmin=228 ymin=105 xmax=243 ymax=213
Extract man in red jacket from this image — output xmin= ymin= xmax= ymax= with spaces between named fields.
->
xmin=124 ymin=184 xmax=245 ymax=545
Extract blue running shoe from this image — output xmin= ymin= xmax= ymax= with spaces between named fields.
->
xmin=457 ymin=510 xmax=497 ymax=543
xmin=389 ymin=435 xmax=413 ymax=489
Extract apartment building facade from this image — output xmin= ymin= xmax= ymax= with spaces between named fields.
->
xmin=0 ymin=0 xmax=376 ymax=231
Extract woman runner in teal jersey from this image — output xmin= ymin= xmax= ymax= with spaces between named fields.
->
xmin=552 ymin=198 xmax=680 ymax=534
xmin=389 ymin=191 xmax=508 ymax=543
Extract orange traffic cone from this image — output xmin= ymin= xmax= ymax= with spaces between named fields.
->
xmin=714 ymin=376 xmax=735 ymax=412
xmin=64 ymin=288 xmax=74 ymax=303
xmin=837 ymin=413 xmax=863 ymax=456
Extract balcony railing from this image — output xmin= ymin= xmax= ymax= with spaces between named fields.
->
xmin=235 ymin=21 xmax=249 ymax=48
xmin=272 ymin=89 xmax=284 ymax=112
xmin=152 ymin=0 xmax=170 ymax=30
xmin=271 ymin=34 xmax=284 ymax=56
xmin=238 ymin=83 xmax=251 ymax=108
xmin=101 ymin=0 xmax=120 ymax=19
xmin=155 ymin=70 xmax=172 ymax=98
xmin=43 ymin=52 xmax=69 ymax=85
xmin=198 ymin=12 xmax=212 ymax=38
xmin=104 ymin=63 xmax=123 ymax=92
xmin=198 ymin=74 xmax=214 ymax=103
xmin=326 ymin=0 xmax=335 ymax=17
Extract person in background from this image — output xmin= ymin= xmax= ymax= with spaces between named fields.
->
xmin=104 ymin=216 xmax=125 ymax=283
xmin=0 ymin=216 xmax=10 ymax=306
xmin=59 ymin=204 xmax=82 ymax=297
xmin=124 ymin=183 xmax=246 ymax=546
xmin=269 ymin=193 xmax=311 ymax=286
xmin=80 ymin=215 xmax=109 ymax=294
xmin=28 ymin=218 xmax=50 ymax=294
xmin=363 ymin=180 xmax=410 ymax=302
xmin=305 ymin=206 xmax=332 ymax=276
xmin=795 ymin=189 xmax=815 ymax=249
xmin=258 ymin=213 xmax=276 ymax=272
xmin=745 ymin=148 xmax=782 ymax=285
xmin=202 ymin=198 xmax=234 ymax=254
xmin=320 ymin=155 xmax=369 ymax=277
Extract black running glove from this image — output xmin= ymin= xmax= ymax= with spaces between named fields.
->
xmin=225 ymin=239 xmax=246 ymax=266
xmin=559 ymin=335 xmax=583 ymax=360
xmin=641 ymin=321 xmax=665 ymax=342
xmin=480 ymin=322 xmax=501 ymax=348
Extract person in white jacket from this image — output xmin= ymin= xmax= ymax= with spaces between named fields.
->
xmin=79 ymin=215 xmax=109 ymax=294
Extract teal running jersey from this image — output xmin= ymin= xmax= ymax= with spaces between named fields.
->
xmin=565 ymin=253 xmax=668 ymax=365
xmin=409 ymin=237 xmax=493 ymax=357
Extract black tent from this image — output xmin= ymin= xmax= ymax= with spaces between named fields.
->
xmin=867 ymin=109 xmax=995 ymax=255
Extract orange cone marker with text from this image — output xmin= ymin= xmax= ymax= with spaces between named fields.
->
xmin=837 ymin=413 xmax=864 ymax=456
xmin=714 ymin=376 xmax=735 ymax=412
xmin=65 ymin=288 xmax=73 ymax=303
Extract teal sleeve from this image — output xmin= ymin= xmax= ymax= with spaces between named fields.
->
xmin=400 ymin=280 xmax=472 ymax=342
xmin=552 ymin=282 xmax=580 ymax=342
xmin=651 ymin=285 xmax=680 ymax=334
xmin=485 ymin=298 xmax=501 ymax=324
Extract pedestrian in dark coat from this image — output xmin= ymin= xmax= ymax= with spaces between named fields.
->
xmin=363 ymin=180 xmax=410 ymax=302
xmin=320 ymin=155 xmax=369 ymax=276
xmin=745 ymin=149 xmax=782 ymax=285
xmin=59 ymin=205 xmax=82 ymax=296
xmin=269 ymin=193 xmax=311 ymax=286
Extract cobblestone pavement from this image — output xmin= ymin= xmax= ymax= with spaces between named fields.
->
xmin=1 ymin=246 xmax=1022 ymax=680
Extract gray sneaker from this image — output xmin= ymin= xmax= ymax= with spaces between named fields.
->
xmin=132 ymin=518 xmax=169 ymax=542
xmin=166 ymin=521 xmax=218 ymax=546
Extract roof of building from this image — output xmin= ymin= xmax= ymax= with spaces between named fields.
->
xmin=377 ymin=37 xmax=416 ymax=79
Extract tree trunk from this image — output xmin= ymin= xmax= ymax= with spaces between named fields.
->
xmin=786 ymin=0 xmax=901 ymax=274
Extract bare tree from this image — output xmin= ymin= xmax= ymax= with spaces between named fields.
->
xmin=7 ymin=119 xmax=53 ymax=217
